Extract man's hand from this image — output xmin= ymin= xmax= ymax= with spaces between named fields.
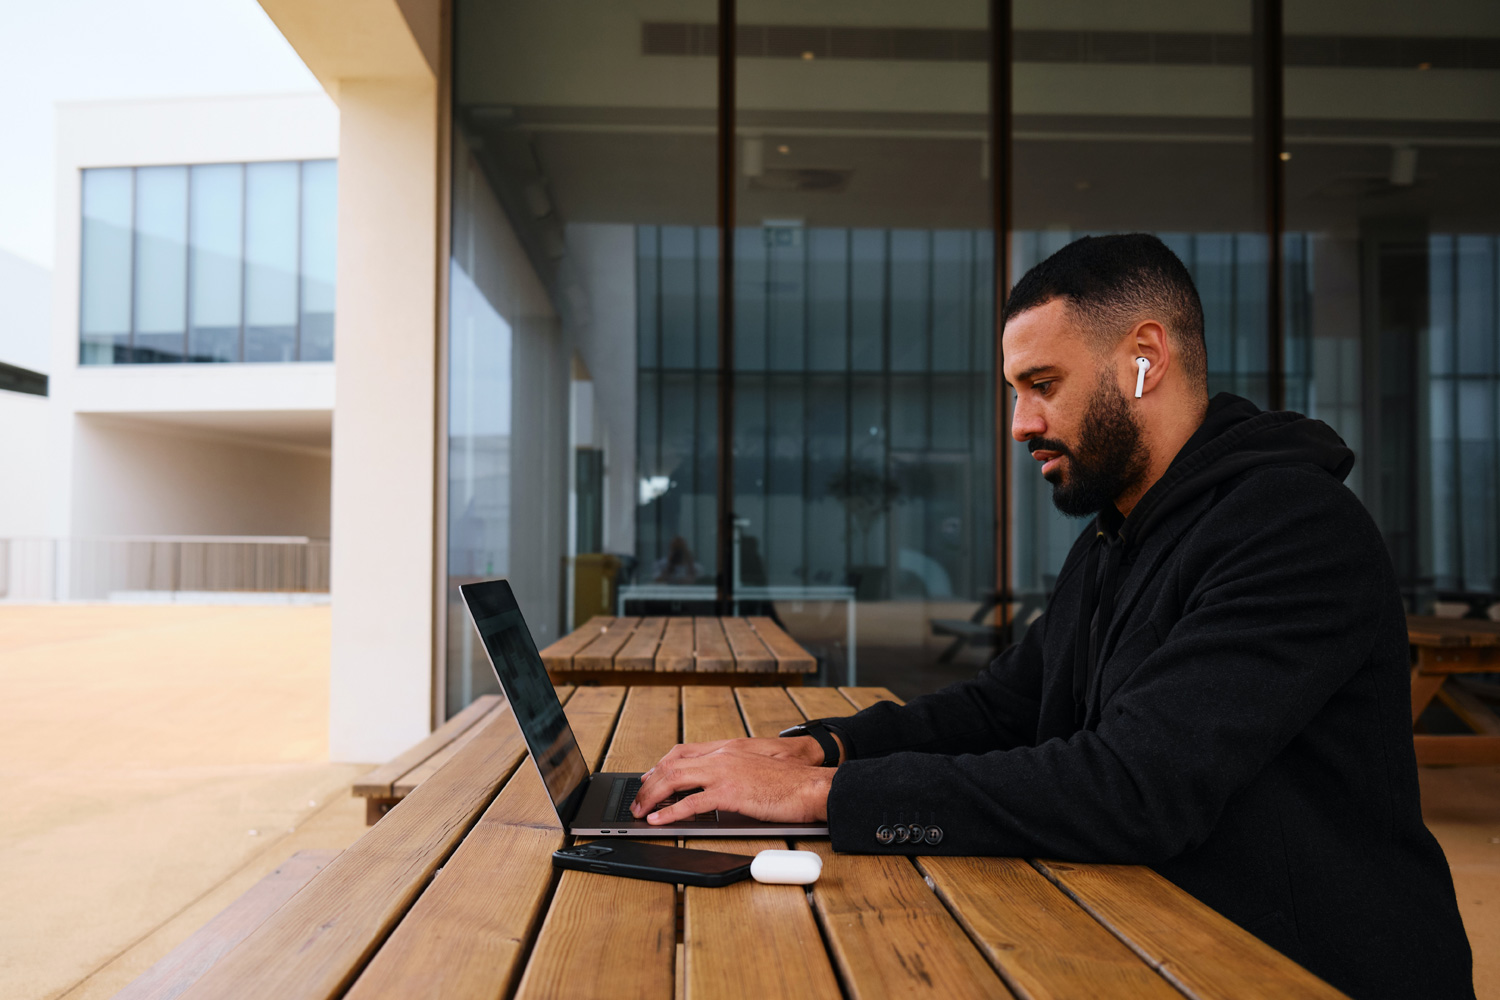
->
xmin=629 ymin=742 xmax=833 ymax=825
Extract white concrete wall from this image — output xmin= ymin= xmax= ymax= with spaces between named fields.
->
xmin=72 ymin=417 xmax=331 ymax=537
xmin=326 ymin=77 xmax=439 ymax=762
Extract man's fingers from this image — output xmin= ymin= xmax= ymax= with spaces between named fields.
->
xmin=630 ymin=762 xmax=699 ymax=816
xmin=645 ymin=790 xmax=713 ymax=826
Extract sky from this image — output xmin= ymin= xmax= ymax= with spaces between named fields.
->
xmin=0 ymin=0 xmax=320 ymax=270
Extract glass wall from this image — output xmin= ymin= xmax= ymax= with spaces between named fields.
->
xmin=443 ymin=0 xmax=1500 ymax=712
xmin=447 ymin=0 xmax=717 ymax=713
xmin=79 ymin=160 xmax=337 ymax=365
xmin=1283 ymin=0 xmax=1500 ymax=610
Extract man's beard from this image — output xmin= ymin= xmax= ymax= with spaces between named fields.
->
xmin=1031 ymin=373 xmax=1149 ymax=518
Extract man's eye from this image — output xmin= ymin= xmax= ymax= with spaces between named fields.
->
xmin=1033 ymin=381 xmax=1053 ymax=396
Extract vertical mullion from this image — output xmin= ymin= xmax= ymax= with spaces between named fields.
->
xmin=1255 ymin=0 xmax=1285 ymax=410
xmin=184 ymin=166 xmax=193 ymax=363
xmin=1451 ymin=235 xmax=1464 ymax=587
xmin=128 ymin=168 xmax=138 ymax=362
xmin=295 ymin=161 xmax=305 ymax=361
xmin=991 ymin=0 xmax=1013 ymax=602
xmin=716 ymin=0 xmax=736 ymax=609
xmin=239 ymin=164 xmax=249 ymax=363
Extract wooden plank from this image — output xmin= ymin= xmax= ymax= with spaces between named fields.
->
xmin=1033 ymin=860 xmax=1352 ymax=999
xmin=1436 ymin=682 xmax=1500 ymax=736
xmin=797 ymin=841 xmax=1011 ymax=1000
xmin=547 ymin=669 xmax=798 ymax=688
xmin=539 ymin=616 xmax=615 ymax=669
xmin=342 ymin=687 xmax=627 ymax=1000
xmin=918 ymin=855 xmax=1178 ymax=1000
xmin=351 ymin=694 xmax=501 ymax=798
xmin=839 ymin=686 xmax=903 ymax=711
xmin=616 ymin=617 xmax=668 ymax=670
xmin=1407 ymin=614 xmax=1500 ymax=647
xmin=684 ymin=836 xmax=841 ymax=1000
xmin=787 ymin=687 xmax=862 ymax=721
xmin=514 ymin=686 xmax=682 ymax=1000
xmin=114 ymin=851 xmax=340 ymax=1000
xmin=1415 ymin=646 xmax=1499 ymax=673
xmin=720 ymin=617 xmax=778 ymax=673
xmin=575 ymin=617 xmax=641 ymax=671
xmin=682 ymin=685 xmax=746 ymax=743
xmin=747 ymin=616 xmax=817 ymax=673
xmin=392 ymin=699 xmax=510 ymax=797
xmin=657 ymin=617 xmax=697 ymax=672
xmin=694 ymin=617 xmax=734 ymax=672
xmin=176 ymin=693 xmax=571 ymax=1000
xmin=1413 ymin=734 xmax=1500 ymax=766
xmin=680 ymin=687 xmax=839 ymax=1000
xmin=735 ymin=687 xmax=806 ymax=738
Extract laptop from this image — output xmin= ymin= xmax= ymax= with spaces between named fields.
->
xmin=461 ymin=578 xmax=829 ymax=837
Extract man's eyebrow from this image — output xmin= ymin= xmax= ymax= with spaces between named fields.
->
xmin=1004 ymin=364 xmax=1058 ymax=388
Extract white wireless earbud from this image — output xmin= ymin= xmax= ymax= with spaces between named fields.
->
xmin=1134 ymin=357 xmax=1150 ymax=398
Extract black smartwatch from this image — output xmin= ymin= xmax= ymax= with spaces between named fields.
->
xmin=778 ymin=721 xmax=841 ymax=767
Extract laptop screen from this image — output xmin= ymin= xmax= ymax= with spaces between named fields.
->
xmin=460 ymin=579 xmax=590 ymax=824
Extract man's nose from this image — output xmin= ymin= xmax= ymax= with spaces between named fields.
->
xmin=1011 ymin=395 xmax=1044 ymax=442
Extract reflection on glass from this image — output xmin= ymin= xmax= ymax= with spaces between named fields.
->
xmin=734 ymin=0 xmax=995 ymax=695
xmin=189 ymin=164 xmax=244 ymax=362
xmin=244 ymin=162 xmax=300 ymax=362
xmin=448 ymin=0 xmax=717 ymax=715
xmin=80 ymin=168 xmax=133 ymax=365
xmin=1283 ymin=0 xmax=1500 ymax=608
xmin=300 ymin=160 xmax=338 ymax=361
xmin=1009 ymin=0 xmax=1262 ymax=611
xmin=132 ymin=166 xmax=188 ymax=362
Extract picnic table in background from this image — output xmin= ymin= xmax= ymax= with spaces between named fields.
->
xmin=541 ymin=616 xmax=816 ymax=686
xmin=1408 ymin=614 xmax=1500 ymax=765
xmin=163 ymin=684 xmax=1352 ymax=1000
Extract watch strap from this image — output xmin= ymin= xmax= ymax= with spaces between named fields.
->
xmin=779 ymin=721 xmax=841 ymax=767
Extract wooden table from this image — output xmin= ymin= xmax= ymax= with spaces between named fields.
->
xmin=1408 ymin=614 xmax=1500 ymax=765
xmin=541 ymin=616 xmax=817 ymax=686
xmin=173 ymin=685 xmax=1350 ymax=1000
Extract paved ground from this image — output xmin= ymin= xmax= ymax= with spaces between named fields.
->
xmin=0 ymin=604 xmax=369 ymax=1000
xmin=2 ymin=603 xmax=1496 ymax=998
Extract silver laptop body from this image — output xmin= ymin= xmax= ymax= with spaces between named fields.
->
xmin=460 ymin=578 xmax=829 ymax=837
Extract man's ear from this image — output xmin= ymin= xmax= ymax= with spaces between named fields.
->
xmin=1130 ymin=321 xmax=1169 ymax=396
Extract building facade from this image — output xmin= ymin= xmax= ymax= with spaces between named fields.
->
xmin=0 ymin=95 xmax=339 ymax=603
xmin=248 ymin=0 xmax=1500 ymax=762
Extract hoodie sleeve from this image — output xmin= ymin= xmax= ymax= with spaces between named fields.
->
xmin=826 ymin=466 xmax=1390 ymax=860
xmin=813 ymin=605 xmax=1048 ymax=761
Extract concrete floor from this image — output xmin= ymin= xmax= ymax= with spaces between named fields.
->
xmin=1 ymin=603 xmax=1495 ymax=999
xmin=0 ymin=605 xmax=370 ymax=1000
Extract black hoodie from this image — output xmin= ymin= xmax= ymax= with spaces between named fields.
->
xmin=819 ymin=395 xmax=1474 ymax=1000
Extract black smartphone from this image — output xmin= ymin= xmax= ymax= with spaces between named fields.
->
xmin=552 ymin=842 xmax=754 ymax=888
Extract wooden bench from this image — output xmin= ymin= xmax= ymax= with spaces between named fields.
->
xmin=351 ymin=693 xmax=506 ymax=824
xmin=166 ymin=683 xmax=1351 ymax=1000
xmin=112 ymin=850 xmax=337 ymax=1000
xmin=540 ymin=615 xmax=817 ymax=686
xmin=1409 ymin=614 xmax=1500 ymax=765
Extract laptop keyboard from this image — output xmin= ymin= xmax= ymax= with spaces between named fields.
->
xmin=615 ymin=777 xmax=717 ymax=823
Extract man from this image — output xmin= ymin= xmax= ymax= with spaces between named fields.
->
xmin=631 ymin=234 xmax=1473 ymax=1000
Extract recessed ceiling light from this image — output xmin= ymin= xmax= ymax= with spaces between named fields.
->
xmin=1417 ymin=61 xmax=1432 ymax=70
xmin=1279 ymin=151 xmax=1292 ymax=161
xmin=802 ymin=51 xmax=815 ymax=60
xmin=778 ymin=144 xmax=790 ymax=155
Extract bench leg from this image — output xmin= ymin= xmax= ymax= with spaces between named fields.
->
xmin=1411 ymin=669 xmax=1447 ymax=726
xmin=365 ymin=797 xmax=398 ymax=825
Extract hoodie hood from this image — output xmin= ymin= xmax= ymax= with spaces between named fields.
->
xmin=1116 ymin=393 xmax=1355 ymax=547
xmin=1071 ymin=393 xmax=1354 ymax=725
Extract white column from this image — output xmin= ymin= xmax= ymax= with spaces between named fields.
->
xmin=328 ymin=78 xmax=439 ymax=762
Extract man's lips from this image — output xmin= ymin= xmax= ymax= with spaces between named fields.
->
xmin=1029 ymin=448 xmax=1065 ymax=477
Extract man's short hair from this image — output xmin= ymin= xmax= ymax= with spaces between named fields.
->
xmin=1003 ymin=234 xmax=1207 ymax=396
